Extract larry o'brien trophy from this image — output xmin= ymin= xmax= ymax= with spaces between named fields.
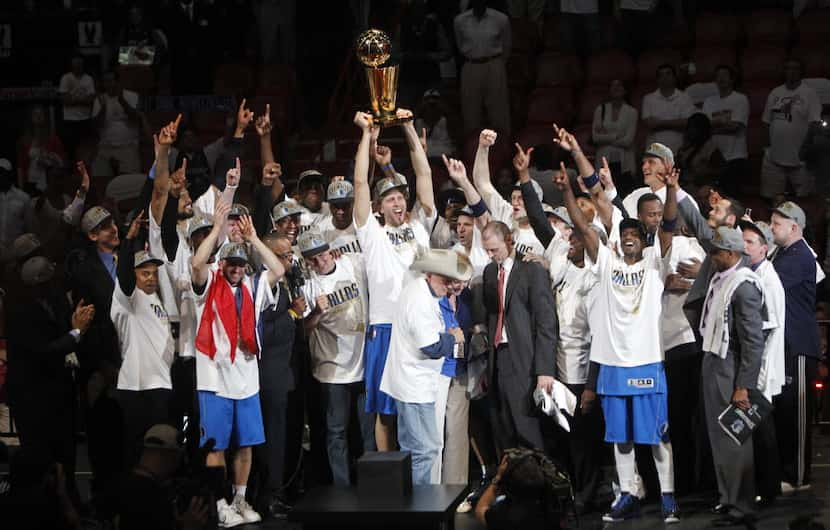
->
xmin=355 ymin=29 xmax=411 ymax=127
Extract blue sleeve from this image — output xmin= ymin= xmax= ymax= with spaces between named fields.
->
xmin=420 ymin=332 xmax=456 ymax=359
xmin=775 ymin=251 xmax=813 ymax=291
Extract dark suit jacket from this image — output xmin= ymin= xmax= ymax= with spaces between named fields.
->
xmin=724 ymin=272 xmax=767 ymax=391
xmin=478 ymin=257 xmax=558 ymax=383
xmin=6 ymin=294 xmax=76 ymax=418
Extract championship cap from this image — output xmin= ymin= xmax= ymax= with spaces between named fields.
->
xmin=298 ymin=169 xmax=326 ymax=191
xmin=709 ymin=226 xmax=747 ymax=254
xmin=218 ymin=242 xmax=249 ymax=263
xmin=373 ymin=174 xmax=408 ymax=200
xmin=513 ymin=178 xmax=544 ymax=203
xmin=12 ymin=233 xmax=42 ymax=261
xmin=772 ymin=201 xmax=806 ymax=230
xmin=20 ymin=256 xmax=55 ymax=286
xmin=187 ymin=216 xmax=214 ymax=238
xmin=271 ymin=200 xmax=304 ymax=223
xmin=327 ymin=180 xmax=354 ymax=203
xmin=549 ymin=206 xmax=573 ymax=228
xmin=228 ymin=203 xmax=250 ymax=219
xmin=643 ymin=142 xmax=675 ymax=166
xmin=134 ymin=250 xmax=163 ymax=268
xmin=297 ymin=230 xmax=330 ymax=258
xmin=739 ymin=220 xmax=774 ymax=245
xmin=81 ymin=206 xmax=113 ymax=233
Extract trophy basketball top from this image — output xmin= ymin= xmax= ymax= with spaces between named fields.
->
xmin=355 ymin=29 xmax=391 ymax=68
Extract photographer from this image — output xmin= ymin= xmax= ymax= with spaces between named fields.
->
xmin=114 ymin=424 xmax=209 ymax=530
xmin=474 ymin=449 xmax=567 ymax=529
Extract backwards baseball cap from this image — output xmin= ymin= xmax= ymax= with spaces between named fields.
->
xmin=549 ymin=206 xmax=573 ymax=228
xmin=81 ymin=206 xmax=113 ymax=233
xmin=514 ymin=178 xmax=544 ymax=204
xmin=327 ymin=180 xmax=354 ymax=203
xmin=643 ymin=142 xmax=675 ymax=167
xmin=228 ymin=203 xmax=250 ymax=219
xmin=374 ymin=174 xmax=408 ymax=200
xmin=709 ymin=226 xmax=746 ymax=254
xmin=143 ymin=424 xmax=183 ymax=452
xmin=12 ymin=233 xmax=42 ymax=261
xmin=739 ymin=219 xmax=773 ymax=245
xmin=218 ymin=242 xmax=249 ymax=263
xmin=134 ymin=250 xmax=163 ymax=268
xmin=297 ymin=230 xmax=330 ymax=258
xmin=772 ymin=201 xmax=806 ymax=230
xmin=410 ymin=249 xmax=473 ymax=282
xmin=298 ymin=169 xmax=326 ymax=191
xmin=20 ymin=256 xmax=55 ymax=286
xmin=619 ymin=217 xmax=648 ymax=242
xmin=271 ymin=200 xmax=304 ymax=223
xmin=187 ymin=216 xmax=214 ymax=238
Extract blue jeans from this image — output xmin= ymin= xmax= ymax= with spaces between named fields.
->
xmin=320 ymin=382 xmax=376 ymax=486
xmin=395 ymin=400 xmax=441 ymax=485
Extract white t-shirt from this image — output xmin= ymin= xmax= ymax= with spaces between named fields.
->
xmin=299 ymin=202 xmax=330 ymax=234
xmin=554 ymin=261 xmax=596 ymax=384
xmin=301 ymin=255 xmax=368 ymax=384
xmin=92 ymin=90 xmax=140 ymax=147
xmin=318 ymin=217 xmax=363 ymax=255
xmin=487 ymin=192 xmax=545 ymax=256
xmin=380 ymin=277 xmax=446 ymax=404
xmin=193 ymin=270 xmax=274 ymax=399
xmin=58 ymin=72 xmax=95 ymax=121
xmin=355 ymin=206 xmax=435 ymax=325
xmin=112 ymin=282 xmax=175 ymax=391
xmin=662 ymin=236 xmax=705 ymax=351
xmin=703 ymin=91 xmax=749 ymax=161
xmin=622 ymin=185 xmax=699 ymax=220
xmin=641 ymin=88 xmax=696 ymax=154
xmin=589 ymin=244 xmax=670 ymax=367
xmin=762 ymin=82 xmax=822 ymax=167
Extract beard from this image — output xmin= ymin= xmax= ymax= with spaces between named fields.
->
xmin=178 ymin=210 xmax=195 ymax=221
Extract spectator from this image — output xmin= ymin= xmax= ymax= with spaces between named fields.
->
xmin=295 ymin=170 xmax=330 ymax=231
xmin=642 ymin=63 xmax=696 ymax=155
xmin=592 ymin=79 xmax=639 ymax=195
xmin=32 ymin=162 xmax=88 ymax=258
xmin=415 ymin=89 xmax=458 ymax=161
xmin=454 ymin=0 xmax=511 ymax=135
xmin=0 ymin=158 xmax=36 ymax=264
xmin=113 ymin=424 xmax=209 ymax=530
xmin=91 ymin=70 xmax=143 ymax=178
xmin=559 ymin=0 xmax=601 ymax=56
xmin=16 ymin=105 xmax=66 ymax=194
xmin=616 ymin=0 xmax=660 ymax=57
xmin=116 ymin=4 xmax=169 ymax=67
xmin=761 ymin=58 xmax=822 ymax=201
xmin=675 ymin=113 xmax=726 ymax=189
xmin=57 ymin=53 xmax=96 ymax=161
xmin=399 ymin=1 xmax=452 ymax=108
xmin=702 ymin=65 xmax=749 ymax=198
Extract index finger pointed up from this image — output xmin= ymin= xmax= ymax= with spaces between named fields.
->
xmin=239 ymin=98 xmax=247 ymax=110
xmin=265 ymin=103 xmax=271 ymax=115
xmin=602 ymin=156 xmax=609 ymax=171
xmin=235 ymin=157 xmax=241 ymax=172
xmin=514 ymin=142 xmax=524 ymax=155
xmin=173 ymin=113 xmax=182 ymax=128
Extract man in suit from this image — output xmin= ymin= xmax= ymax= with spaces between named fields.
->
xmin=698 ymin=227 xmax=766 ymax=526
xmin=7 ymin=256 xmax=95 ymax=507
xmin=477 ymin=220 xmax=557 ymax=452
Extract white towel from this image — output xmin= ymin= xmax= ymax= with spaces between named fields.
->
xmin=700 ymin=267 xmax=764 ymax=359
xmin=540 ymin=381 xmax=578 ymax=432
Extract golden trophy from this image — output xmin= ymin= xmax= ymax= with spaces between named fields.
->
xmin=355 ymin=29 xmax=411 ymax=127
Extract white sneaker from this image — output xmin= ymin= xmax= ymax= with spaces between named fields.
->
xmin=233 ymin=495 xmax=262 ymax=524
xmin=781 ymin=481 xmax=811 ymax=495
xmin=217 ymin=498 xmax=246 ymax=528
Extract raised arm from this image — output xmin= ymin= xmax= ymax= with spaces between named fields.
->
xmin=472 ymin=129 xmax=499 ymax=204
xmin=151 ymin=114 xmax=182 ymax=224
xmin=191 ymin=201 xmax=230 ymax=288
xmin=117 ymin=211 xmax=144 ymax=297
xmin=401 ymin=112 xmax=435 ymax=217
xmin=514 ymin=143 xmax=555 ymax=247
xmin=555 ymin=125 xmax=614 ymax=232
xmin=352 ymin=112 xmax=375 ymax=227
xmin=554 ymin=162 xmax=599 ymax=263
xmin=255 ymin=103 xmax=284 ymax=202
xmin=658 ymin=167 xmax=679 ymax=258
xmin=238 ymin=214 xmax=285 ymax=286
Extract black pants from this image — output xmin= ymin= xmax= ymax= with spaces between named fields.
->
xmin=563 ymin=383 xmax=604 ymax=506
xmin=665 ymin=348 xmax=703 ymax=495
xmin=491 ymin=344 xmax=544 ymax=452
xmin=774 ymin=355 xmax=818 ymax=486
xmin=257 ymin=383 xmax=290 ymax=497
xmin=84 ymin=390 xmax=124 ymax=498
xmin=753 ymin=412 xmax=781 ymax=500
xmin=117 ymin=388 xmax=174 ymax=468
xmin=718 ymin=158 xmax=749 ymax=198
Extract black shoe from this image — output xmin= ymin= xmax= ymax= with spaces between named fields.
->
xmin=711 ymin=503 xmax=730 ymax=515
xmin=268 ymin=496 xmax=292 ymax=519
xmin=466 ymin=474 xmax=492 ymax=507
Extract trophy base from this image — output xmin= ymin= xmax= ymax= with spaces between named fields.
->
xmin=372 ymin=113 xmax=413 ymax=128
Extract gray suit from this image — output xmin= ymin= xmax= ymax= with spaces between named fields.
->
xmin=476 ymin=257 xmax=557 ymax=451
xmin=677 ymin=197 xmax=719 ymax=331
xmin=701 ymin=267 xmax=766 ymax=518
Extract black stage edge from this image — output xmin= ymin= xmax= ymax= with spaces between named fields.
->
xmin=288 ymin=484 xmax=469 ymax=530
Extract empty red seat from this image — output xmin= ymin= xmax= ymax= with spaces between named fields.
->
xmin=637 ymin=48 xmax=683 ymax=84
xmin=526 ymin=87 xmax=576 ymax=127
xmin=586 ymin=49 xmax=635 ymax=88
xmin=694 ymin=12 xmax=739 ymax=47
xmin=795 ymin=9 xmax=830 ymax=45
xmin=572 ymin=123 xmax=595 ymax=157
xmin=535 ymin=53 xmax=583 ymax=88
xmin=516 ymin=125 xmax=555 ymax=151
xmin=744 ymin=9 xmax=793 ymax=47
xmin=690 ymin=46 xmax=737 ymax=82
xmin=741 ymin=47 xmax=787 ymax=82
xmin=575 ymin=88 xmax=609 ymax=125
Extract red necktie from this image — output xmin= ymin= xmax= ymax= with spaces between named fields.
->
xmin=494 ymin=264 xmax=505 ymax=346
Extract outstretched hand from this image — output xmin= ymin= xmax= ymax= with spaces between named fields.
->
xmin=553 ymin=123 xmax=580 ymax=153
xmin=157 ymin=114 xmax=182 ymax=146
xmin=126 ymin=209 xmax=145 ymax=240
xmin=552 ymin=161 xmax=571 ymax=192
xmin=237 ymin=214 xmax=257 ymax=242
xmin=255 ymin=103 xmax=272 ymax=136
xmin=512 ymin=143 xmax=535 ymax=174
xmin=442 ymin=154 xmax=468 ymax=184
xmin=598 ymin=157 xmax=615 ymax=190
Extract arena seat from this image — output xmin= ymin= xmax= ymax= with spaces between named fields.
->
xmin=744 ymin=8 xmax=793 ymax=48
xmin=689 ymin=46 xmax=737 ymax=82
xmin=526 ymin=87 xmax=576 ymax=127
xmin=585 ymin=49 xmax=635 ymax=88
xmin=694 ymin=12 xmax=739 ymax=47
xmin=535 ymin=53 xmax=583 ymax=88
xmin=637 ymin=49 xmax=683 ymax=84
xmin=741 ymin=46 xmax=787 ymax=82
